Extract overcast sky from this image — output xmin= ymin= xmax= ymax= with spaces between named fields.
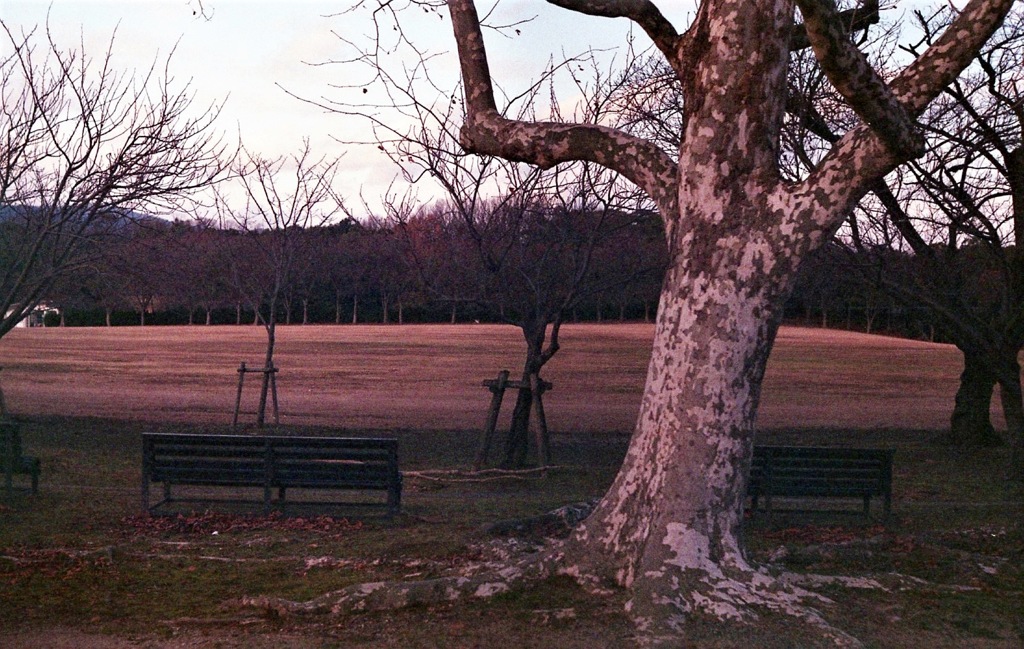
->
xmin=3 ymin=0 xmax=688 ymax=217
xmin=3 ymin=0 xmax=941 ymax=218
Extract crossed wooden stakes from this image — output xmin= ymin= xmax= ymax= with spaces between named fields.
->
xmin=474 ymin=370 xmax=553 ymax=471
xmin=233 ymin=361 xmax=280 ymax=428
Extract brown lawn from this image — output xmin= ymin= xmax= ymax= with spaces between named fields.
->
xmin=0 ymin=323 xmax=971 ymax=433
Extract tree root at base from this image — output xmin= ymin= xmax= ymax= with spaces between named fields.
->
xmin=232 ymin=534 xmax=908 ymax=648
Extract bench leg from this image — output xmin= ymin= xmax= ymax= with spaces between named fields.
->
xmin=31 ymin=469 xmax=38 ymax=495
xmin=863 ymin=495 xmax=871 ymax=517
xmin=387 ymin=485 xmax=400 ymax=516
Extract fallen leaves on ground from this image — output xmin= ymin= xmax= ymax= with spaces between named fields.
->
xmin=760 ymin=525 xmax=887 ymax=545
xmin=0 ymin=546 xmax=112 ymax=584
xmin=120 ymin=512 xmax=363 ymax=538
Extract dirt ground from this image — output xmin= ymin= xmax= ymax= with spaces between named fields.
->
xmin=0 ymin=323 xmax=971 ymax=433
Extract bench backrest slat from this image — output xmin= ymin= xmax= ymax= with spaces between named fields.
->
xmin=143 ymin=433 xmax=399 ymax=488
xmin=749 ymin=445 xmax=893 ymax=497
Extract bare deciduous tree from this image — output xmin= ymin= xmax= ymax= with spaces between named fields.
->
xmin=216 ymin=142 xmax=346 ymax=426
xmin=0 ymin=20 xmax=226 ymax=338
xmin=787 ymin=6 xmax=1024 ymax=456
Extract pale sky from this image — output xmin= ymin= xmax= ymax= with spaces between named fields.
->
xmin=2 ymin=0 xmax=938 ymax=218
xmin=2 ymin=0 xmax=694 ymax=217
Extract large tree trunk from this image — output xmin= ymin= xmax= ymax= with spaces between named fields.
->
xmin=561 ymin=225 xmax=791 ymax=634
xmin=949 ymin=351 xmax=1001 ymax=446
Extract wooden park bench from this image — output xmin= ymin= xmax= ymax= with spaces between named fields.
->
xmin=141 ymin=433 xmax=401 ymax=516
xmin=2 ymin=421 xmax=41 ymax=495
xmin=748 ymin=445 xmax=894 ymax=518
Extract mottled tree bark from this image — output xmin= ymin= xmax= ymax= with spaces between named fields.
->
xmin=242 ymin=0 xmax=1017 ymax=640
xmin=445 ymin=0 xmax=1016 ymax=636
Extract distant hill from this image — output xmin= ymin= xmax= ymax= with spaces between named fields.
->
xmin=0 ymin=203 xmax=164 ymax=231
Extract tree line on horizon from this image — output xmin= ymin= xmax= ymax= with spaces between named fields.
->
xmin=7 ymin=214 xmax=948 ymax=337
xmin=18 ymin=206 xmax=666 ymax=329
xmin=4 ymin=6 xmax=1022 ymax=453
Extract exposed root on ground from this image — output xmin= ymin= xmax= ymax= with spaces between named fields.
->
xmin=614 ymin=550 xmax=869 ymax=648
xmin=236 ymin=539 xmax=873 ymax=647
xmin=230 ymin=502 xmax=945 ymax=647
xmin=239 ymin=538 xmax=556 ymax=616
xmin=404 ymin=466 xmax=570 ymax=483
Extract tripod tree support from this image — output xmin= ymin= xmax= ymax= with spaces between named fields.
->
xmin=475 ymin=370 xmax=551 ymax=470
xmin=233 ymin=362 xmax=280 ymax=428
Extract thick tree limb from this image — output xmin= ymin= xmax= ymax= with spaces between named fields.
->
xmin=789 ymin=1 xmax=881 ymax=51
xmin=869 ymin=179 xmax=931 ymax=256
xmin=892 ymin=0 xmax=1017 ymax=115
xmin=448 ymin=0 xmax=679 ymax=219
xmin=798 ymin=0 xmax=1016 ymax=232
xmin=545 ymin=0 xmax=681 ymax=67
xmin=796 ymin=0 xmax=924 ymax=158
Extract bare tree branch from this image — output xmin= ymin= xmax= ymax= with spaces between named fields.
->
xmin=448 ymin=0 xmax=679 ymax=219
xmin=544 ymin=0 xmax=681 ymax=67
xmin=798 ymin=0 xmax=1016 ymax=232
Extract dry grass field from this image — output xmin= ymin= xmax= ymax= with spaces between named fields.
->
xmin=0 ymin=323 xmax=973 ymax=433
xmin=1 ymin=323 xmax=1021 ymax=648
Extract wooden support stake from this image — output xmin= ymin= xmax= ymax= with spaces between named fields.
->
xmin=235 ymin=362 xmax=281 ymax=428
xmin=233 ymin=362 xmax=247 ymax=428
xmin=475 ymin=370 xmax=509 ymax=471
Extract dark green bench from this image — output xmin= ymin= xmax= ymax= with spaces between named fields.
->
xmin=748 ymin=445 xmax=894 ymax=517
xmin=142 ymin=433 xmax=401 ymax=516
xmin=2 ymin=421 xmax=40 ymax=495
